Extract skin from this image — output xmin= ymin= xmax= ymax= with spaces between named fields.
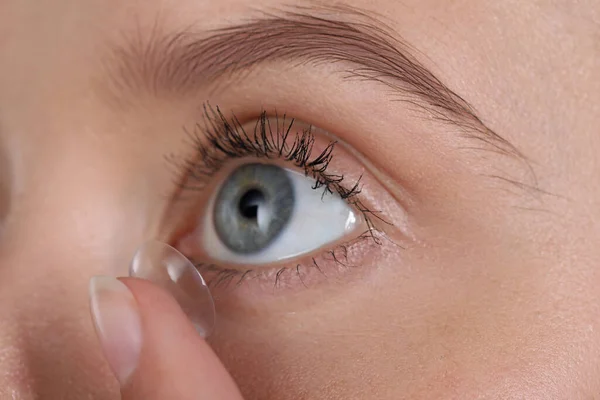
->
xmin=1 ymin=0 xmax=599 ymax=399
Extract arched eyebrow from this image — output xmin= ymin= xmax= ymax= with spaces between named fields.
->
xmin=107 ymin=6 xmax=518 ymax=158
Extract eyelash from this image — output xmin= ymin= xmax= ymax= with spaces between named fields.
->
xmin=174 ymin=103 xmax=390 ymax=289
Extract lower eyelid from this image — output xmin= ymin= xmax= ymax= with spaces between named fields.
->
xmin=193 ymin=229 xmax=392 ymax=300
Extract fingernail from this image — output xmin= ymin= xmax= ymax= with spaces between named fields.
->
xmin=89 ymin=276 xmax=142 ymax=386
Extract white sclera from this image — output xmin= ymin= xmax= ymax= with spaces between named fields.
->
xmin=202 ymin=168 xmax=359 ymax=265
xmin=129 ymin=240 xmax=215 ymax=338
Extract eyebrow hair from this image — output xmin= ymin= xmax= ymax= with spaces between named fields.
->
xmin=108 ymin=5 xmax=519 ymax=157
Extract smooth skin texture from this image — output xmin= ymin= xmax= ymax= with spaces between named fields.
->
xmin=1 ymin=0 xmax=600 ymax=399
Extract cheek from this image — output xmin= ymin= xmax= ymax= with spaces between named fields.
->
xmin=209 ymin=218 xmax=600 ymax=399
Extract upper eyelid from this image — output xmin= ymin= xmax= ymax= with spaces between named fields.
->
xmin=176 ymin=105 xmax=341 ymax=190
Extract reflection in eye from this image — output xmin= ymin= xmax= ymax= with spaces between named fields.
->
xmin=206 ymin=162 xmax=359 ymax=264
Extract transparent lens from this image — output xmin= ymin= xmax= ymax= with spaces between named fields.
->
xmin=129 ymin=240 xmax=215 ymax=338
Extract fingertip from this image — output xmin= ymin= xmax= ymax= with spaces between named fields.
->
xmin=117 ymin=278 xmax=244 ymax=399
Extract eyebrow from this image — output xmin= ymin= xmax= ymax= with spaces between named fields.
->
xmin=108 ymin=5 xmax=518 ymax=157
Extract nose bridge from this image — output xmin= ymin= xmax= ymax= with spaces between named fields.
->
xmin=2 ymin=135 xmax=157 ymax=274
xmin=1 ymin=175 xmax=142 ymax=279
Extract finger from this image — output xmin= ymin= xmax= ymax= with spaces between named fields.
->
xmin=89 ymin=276 xmax=243 ymax=400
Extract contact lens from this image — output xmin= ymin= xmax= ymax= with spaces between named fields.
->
xmin=129 ymin=240 xmax=215 ymax=338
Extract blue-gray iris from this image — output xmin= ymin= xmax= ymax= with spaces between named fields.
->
xmin=213 ymin=163 xmax=295 ymax=254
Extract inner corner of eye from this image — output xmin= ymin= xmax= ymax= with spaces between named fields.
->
xmin=193 ymin=162 xmax=361 ymax=265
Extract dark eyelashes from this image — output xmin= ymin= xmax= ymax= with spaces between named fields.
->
xmin=179 ymin=103 xmax=363 ymax=203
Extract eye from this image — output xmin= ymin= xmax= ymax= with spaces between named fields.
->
xmin=203 ymin=162 xmax=359 ymax=265
xmin=172 ymin=104 xmax=397 ymax=291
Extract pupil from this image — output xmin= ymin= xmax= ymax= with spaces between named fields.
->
xmin=238 ymin=189 xmax=265 ymax=220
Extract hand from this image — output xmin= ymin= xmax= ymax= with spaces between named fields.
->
xmin=89 ymin=276 xmax=244 ymax=399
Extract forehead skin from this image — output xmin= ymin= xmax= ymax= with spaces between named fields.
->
xmin=0 ymin=0 xmax=599 ymax=399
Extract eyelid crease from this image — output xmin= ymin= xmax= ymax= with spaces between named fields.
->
xmin=315 ymin=126 xmax=417 ymax=214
